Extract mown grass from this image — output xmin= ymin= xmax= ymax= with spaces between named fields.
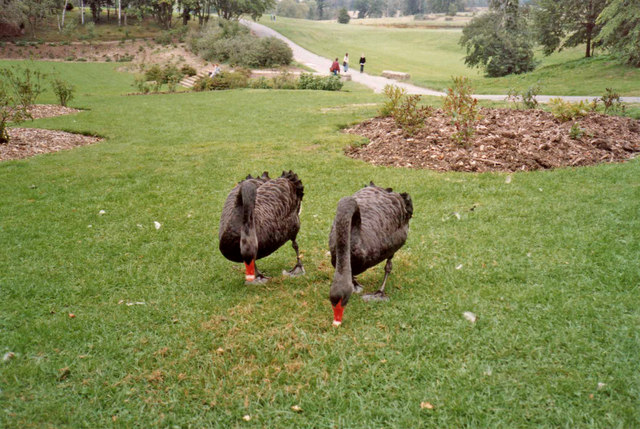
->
xmin=259 ymin=17 xmax=640 ymax=96
xmin=1 ymin=60 xmax=639 ymax=427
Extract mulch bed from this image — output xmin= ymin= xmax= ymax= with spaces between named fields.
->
xmin=345 ymin=108 xmax=640 ymax=172
xmin=1 ymin=105 xmax=102 ymax=161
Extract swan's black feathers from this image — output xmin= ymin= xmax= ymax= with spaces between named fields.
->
xmin=329 ymin=183 xmax=412 ymax=276
xmin=219 ymin=171 xmax=304 ymax=263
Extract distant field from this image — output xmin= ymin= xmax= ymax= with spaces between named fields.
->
xmin=260 ymin=17 xmax=640 ymax=96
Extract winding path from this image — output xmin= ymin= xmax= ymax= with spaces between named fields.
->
xmin=242 ymin=20 xmax=640 ymax=104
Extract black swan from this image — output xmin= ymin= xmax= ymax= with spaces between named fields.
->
xmin=329 ymin=182 xmax=413 ymax=326
xmin=219 ymin=171 xmax=305 ymax=284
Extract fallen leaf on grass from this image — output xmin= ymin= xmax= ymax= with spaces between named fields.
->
xmin=58 ymin=367 xmax=71 ymax=381
xmin=420 ymin=401 xmax=434 ymax=410
xmin=455 ymin=264 xmax=463 ymax=270
xmin=597 ymin=382 xmax=606 ymax=390
xmin=125 ymin=301 xmax=146 ymax=306
xmin=505 ymin=175 xmax=512 ymax=184
xmin=154 ymin=221 xmax=161 ymax=230
xmin=242 ymin=415 xmax=251 ymax=422
xmin=291 ymin=405 xmax=302 ymax=413
xmin=216 ymin=347 xmax=225 ymax=355
xmin=98 ymin=210 xmax=106 ymax=215
xmin=463 ymin=311 xmax=477 ymax=323
xmin=3 ymin=352 xmax=15 ymax=362
xmin=68 ymin=313 xmax=76 ymax=318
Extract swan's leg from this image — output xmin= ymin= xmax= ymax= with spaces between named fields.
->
xmin=283 ymin=239 xmax=305 ymax=277
xmin=246 ymin=263 xmax=270 ymax=285
xmin=362 ymin=258 xmax=392 ymax=302
xmin=352 ymin=277 xmax=364 ymax=294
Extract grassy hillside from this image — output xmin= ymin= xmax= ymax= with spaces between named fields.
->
xmin=1 ymin=60 xmax=639 ymax=427
xmin=260 ymin=17 xmax=640 ymax=96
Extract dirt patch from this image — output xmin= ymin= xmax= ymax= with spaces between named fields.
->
xmin=345 ymin=108 xmax=640 ymax=172
xmin=0 ymin=39 xmax=208 ymax=71
xmin=1 ymin=104 xmax=101 ymax=161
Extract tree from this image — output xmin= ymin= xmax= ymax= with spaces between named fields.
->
xmin=532 ymin=0 xmax=606 ymax=58
xmin=20 ymin=0 xmax=59 ymax=38
xmin=426 ymin=0 xmax=466 ymax=14
xmin=149 ymin=0 xmax=175 ymax=28
xmin=596 ymin=0 xmax=640 ymax=66
xmin=211 ymin=0 xmax=275 ymax=20
xmin=337 ymin=7 xmax=350 ymax=23
xmin=460 ymin=0 xmax=536 ymax=77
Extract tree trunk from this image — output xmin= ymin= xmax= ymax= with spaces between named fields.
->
xmin=585 ymin=23 xmax=593 ymax=57
xmin=81 ymin=0 xmax=85 ymax=25
xmin=61 ymin=0 xmax=69 ymax=29
xmin=118 ymin=0 xmax=121 ymax=26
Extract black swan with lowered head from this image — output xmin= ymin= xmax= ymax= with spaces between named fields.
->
xmin=329 ymin=182 xmax=413 ymax=326
xmin=219 ymin=171 xmax=305 ymax=284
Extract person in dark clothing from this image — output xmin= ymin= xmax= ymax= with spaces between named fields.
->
xmin=359 ymin=54 xmax=366 ymax=73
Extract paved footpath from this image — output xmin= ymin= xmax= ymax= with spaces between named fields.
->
xmin=242 ymin=20 xmax=640 ymax=104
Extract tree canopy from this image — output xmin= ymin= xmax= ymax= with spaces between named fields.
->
xmin=460 ymin=0 xmax=536 ymax=77
xmin=532 ymin=0 xmax=606 ymax=58
xmin=596 ymin=0 xmax=640 ymax=66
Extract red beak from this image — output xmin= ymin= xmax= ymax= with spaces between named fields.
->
xmin=332 ymin=299 xmax=344 ymax=326
xmin=244 ymin=260 xmax=255 ymax=282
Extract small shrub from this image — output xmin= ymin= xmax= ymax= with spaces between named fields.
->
xmin=338 ymin=8 xmax=351 ymax=24
xmin=600 ymin=88 xmax=626 ymax=115
xmin=271 ymin=71 xmax=297 ymax=89
xmin=298 ymin=73 xmax=343 ymax=91
xmin=549 ymin=98 xmax=589 ymax=122
xmin=116 ymin=54 xmax=134 ymax=62
xmin=569 ymin=122 xmax=584 ymax=140
xmin=181 ymin=65 xmax=197 ymax=76
xmin=507 ymin=84 xmax=541 ymax=110
xmin=380 ymin=85 xmax=406 ymax=117
xmin=50 ymin=78 xmax=74 ymax=106
xmin=132 ymin=76 xmax=151 ymax=94
xmin=442 ymin=76 xmax=480 ymax=145
xmin=10 ymin=66 xmax=46 ymax=107
xmin=1 ymin=68 xmax=38 ymax=143
xmin=394 ymin=95 xmax=433 ymax=135
xmin=250 ymin=77 xmax=273 ymax=89
xmin=166 ymin=75 xmax=180 ymax=93
xmin=154 ymin=31 xmax=173 ymax=46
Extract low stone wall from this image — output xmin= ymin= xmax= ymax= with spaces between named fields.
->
xmin=382 ymin=70 xmax=411 ymax=81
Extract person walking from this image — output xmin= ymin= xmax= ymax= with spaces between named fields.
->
xmin=359 ymin=53 xmax=366 ymax=73
xmin=330 ymin=58 xmax=340 ymax=75
xmin=343 ymin=53 xmax=349 ymax=73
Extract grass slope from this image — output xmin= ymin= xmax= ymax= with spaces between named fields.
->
xmin=0 ymin=60 xmax=639 ymax=427
xmin=260 ymin=17 xmax=640 ymax=96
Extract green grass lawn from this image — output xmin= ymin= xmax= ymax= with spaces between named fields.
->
xmin=1 ymin=60 xmax=639 ymax=427
xmin=260 ymin=17 xmax=640 ymax=97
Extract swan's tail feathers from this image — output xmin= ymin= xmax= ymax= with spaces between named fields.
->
xmin=281 ymin=170 xmax=304 ymax=200
xmin=400 ymin=192 xmax=414 ymax=218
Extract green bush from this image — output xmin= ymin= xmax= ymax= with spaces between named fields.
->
xmin=249 ymin=77 xmax=273 ymax=89
xmin=50 ymin=78 xmax=74 ymax=107
xmin=442 ymin=76 xmax=480 ymax=145
xmin=144 ymin=64 xmax=183 ymax=85
xmin=193 ymin=71 xmax=249 ymax=91
xmin=394 ymin=94 xmax=433 ymax=136
xmin=337 ymin=8 xmax=350 ymax=24
xmin=548 ymin=98 xmax=589 ymax=122
xmin=506 ymin=83 xmax=541 ymax=110
xmin=190 ymin=21 xmax=292 ymax=68
xmin=600 ymin=88 xmax=626 ymax=115
xmin=297 ymin=73 xmax=343 ymax=91
xmin=181 ymin=65 xmax=197 ymax=77
xmin=569 ymin=122 xmax=584 ymax=140
xmin=0 ymin=68 xmax=39 ymax=144
xmin=271 ymin=71 xmax=297 ymax=89
xmin=380 ymin=85 xmax=406 ymax=117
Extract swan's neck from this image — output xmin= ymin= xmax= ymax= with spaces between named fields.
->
xmin=334 ymin=197 xmax=357 ymax=277
xmin=239 ymin=181 xmax=258 ymax=263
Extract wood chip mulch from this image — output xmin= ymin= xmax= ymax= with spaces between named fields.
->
xmin=344 ymin=108 xmax=640 ymax=172
xmin=1 ymin=105 xmax=101 ymax=161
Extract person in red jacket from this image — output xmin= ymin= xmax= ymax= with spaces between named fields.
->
xmin=330 ymin=58 xmax=340 ymax=75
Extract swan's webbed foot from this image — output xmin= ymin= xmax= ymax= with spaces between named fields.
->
xmin=283 ymin=262 xmax=305 ymax=277
xmin=352 ymin=277 xmax=364 ymax=294
xmin=361 ymin=290 xmax=390 ymax=302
